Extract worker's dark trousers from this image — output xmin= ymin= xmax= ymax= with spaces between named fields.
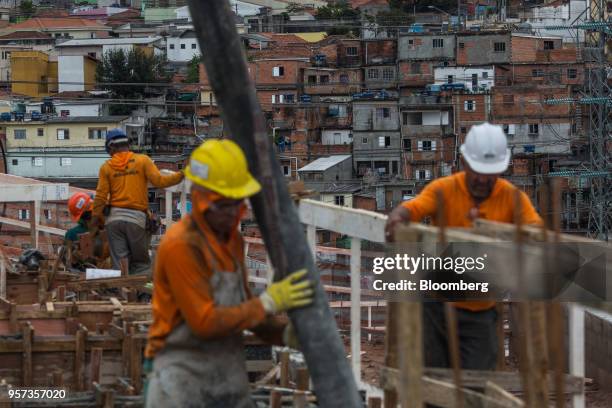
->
xmin=106 ymin=221 xmax=151 ymax=275
xmin=423 ymin=302 xmax=498 ymax=369
xmin=423 ymin=302 xmax=497 ymax=407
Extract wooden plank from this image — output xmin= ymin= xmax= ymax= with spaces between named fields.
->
xmin=380 ymin=367 xmax=584 ymax=395
xmin=45 ymin=302 xmax=54 ymax=312
xmin=90 ymin=348 xmax=103 ymax=390
xmin=269 ymin=390 xmax=282 ymax=408
xmin=52 ymin=370 xmax=63 ymax=387
xmin=397 ymin=302 xmax=423 ymax=408
xmin=255 ymin=365 xmax=279 ymax=385
xmin=22 ymin=322 xmax=33 ymax=386
xmin=130 ymin=334 xmax=143 ymax=394
xmin=279 ymin=351 xmax=290 ymax=388
xmin=66 ymin=275 xmax=148 ymax=291
xmin=383 ymin=301 xmax=398 ymax=408
xmin=293 ymin=391 xmax=307 ymax=408
xmin=529 ymin=301 xmax=549 ymax=407
xmin=74 ymin=326 xmax=88 ymax=391
xmin=0 ymin=336 xmax=122 ymax=353
xmin=0 ymin=254 xmax=6 ymax=299
xmin=368 ymin=397 xmax=382 ymax=408
xmin=484 ymin=381 xmax=524 ymax=408
xmin=296 ymin=367 xmax=309 ymax=391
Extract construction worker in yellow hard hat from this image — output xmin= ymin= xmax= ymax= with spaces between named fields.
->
xmin=144 ymin=139 xmax=313 ymax=408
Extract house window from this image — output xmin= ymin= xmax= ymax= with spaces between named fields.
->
xmin=532 ymin=69 xmax=544 ymax=78
xmin=482 ymin=71 xmax=488 ymax=79
xmin=180 ymin=43 xmax=186 ymax=49
xmin=339 ymin=74 xmax=349 ymax=84
xmin=18 ymin=209 xmax=29 ymax=220
xmin=543 ymin=40 xmax=555 ymax=50
xmin=503 ymin=94 xmax=514 ymax=105
xmin=60 ymin=157 xmax=72 ymax=166
xmin=416 ymin=169 xmax=431 ymax=180
xmin=57 ymin=129 xmax=70 ymax=140
xmin=60 ymin=110 xmax=70 ymax=117
xmin=494 ymin=42 xmax=506 ymax=52
xmin=11 ymin=159 xmax=17 ymax=165
xmin=37 ymin=128 xmax=44 ymax=136
xmin=308 ymin=75 xmax=316 ymax=84
xmin=382 ymin=68 xmax=394 ymax=80
xmin=88 ymin=127 xmax=107 ymax=139
xmin=403 ymin=112 xmax=422 ymax=125
xmin=346 ymin=46 xmax=358 ymax=56
xmin=459 ymin=42 xmax=465 ymax=49
xmin=170 ymin=44 xmax=175 ymax=49
xmin=32 ymin=157 xmax=43 ymax=167
xmin=191 ymin=43 xmax=197 ymax=49
xmin=410 ymin=63 xmax=421 ymax=74
xmin=272 ymin=66 xmax=284 ymax=77
xmin=14 ymin=129 xmax=26 ymax=139
xmin=367 ymin=68 xmax=379 ymax=79
xmin=464 ymin=100 xmax=476 ymax=112
xmin=284 ymin=94 xmax=294 ymax=103
xmin=528 ymin=123 xmax=539 ymax=136
xmin=282 ymin=165 xmax=290 ymax=176
xmin=460 ymin=127 xmax=466 ymax=134
xmin=362 ymin=137 xmax=368 ymax=144
xmin=447 ymin=75 xmax=454 ymax=83
xmin=567 ymin=68 xmax=577 ymax=79
xmin=334 ymin=195 xmax=345 ymax=206
xmin=503 ymin=124 xmax=516 ymax=136
xmin=378 ymin=136 xmax=391 ymax=147
xmin=376 ymin=107 xmax=390 ymax=118
xmin=320 ymin=75 xmax=329 ymax=84
xmin=43 ymin=209 xmax=52 ymax=220
xmin=433 ymin=38 xmax=444 ymax=48
xmin=418 ymin=140 xmax=436 ymax=151
xmin=402 ymin=138 xmax=411 ymax=151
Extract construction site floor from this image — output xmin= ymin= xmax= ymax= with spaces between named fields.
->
xmin=344 ymin=337 xmax=612 ymax=407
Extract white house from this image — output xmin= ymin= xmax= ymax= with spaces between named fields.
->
xmin=434 ymin=66 xmax=495 ymax=92
xmin=166 ymin=29 xmax=200 ymax=62
xmin=524 ymin=0 xmax=587 ymax=43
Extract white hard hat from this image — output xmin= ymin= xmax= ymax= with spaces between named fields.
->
xmin=460 ymin=122 xmax=511 ymax=174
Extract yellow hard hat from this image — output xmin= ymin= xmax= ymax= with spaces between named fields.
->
xmin=185 ymin=139 xmax=262 ymax=199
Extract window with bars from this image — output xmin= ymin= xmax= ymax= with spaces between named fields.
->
xmin=19 ymin=209 xmax=29 ymax=220
xmin=433 ymin=38 xmax=444 ymax=48
xmin=378 ymin=136 xmax=391 ymax=147
xmin=416 ymin=169 xmax=431 ymax=180
xmin=543 ymin=40 xmax=555 ymax=50
xmin=464 ymin=100 xmax=476 ymax=112
xmin=494 ymin=42 xmax=506 ymax=52
xmin=532 ymin=69 xmax=544 ymax=78
xmin=528 ymin=123 xmax=539 ymax=135
xmin=88 ymin=128 xmax=107 ymax=139
xmin=382 ymin=68 xmax=394 ymax=80
xmin=14 ymin=129 xmax=26 ymax=139
xmin=418 ymin=140 xmax=436 ymax=151
xmin=346 ymin=46 xmax=358 ymax=56
xmin=334 ymin=195 xmax=345 ymax=206
xmin=57 ymin=129 xmax=70 ymax=140
xmin=367 ymin=69 xmax=379 ymax=79
xmin=567 ymin=68 xmax=577 ymax=79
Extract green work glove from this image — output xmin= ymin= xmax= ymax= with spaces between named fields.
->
xmin=259 ymin=269 xmax=314 ymax=314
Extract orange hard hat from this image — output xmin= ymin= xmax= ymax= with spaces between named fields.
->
xmin=68 ymin=192 xmax=93 ymax=222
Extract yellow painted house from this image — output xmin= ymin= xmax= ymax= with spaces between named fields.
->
xmin=5 ymin=116 xmax=129 ymax=179
xmin=10 ymin=51 xmax=58 ymax=97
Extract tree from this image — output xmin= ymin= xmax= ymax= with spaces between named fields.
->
xmin=185 ymin=54 xmax=202 ymax=83
xmin=315 ymin=1 xmax=360 ymax=19
xmin=96 ymin=48 xmax=169 ymax=115
xmin=19 ymin=0 xmax=34 ymax=18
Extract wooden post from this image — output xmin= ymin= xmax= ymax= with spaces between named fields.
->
xmin=368 ymin=397 xmax=382 ymax=408
xmin=279 ymin=351 xmax=290 ymax=388
xmin=22 ymin=322 xmax=33 ymax=386
xmin=293 ymin=391 xmax=307 ymax=408
xmin=383 ymin=302 xmax=398 ymax=408
xmin=548 ymin=302 xmax=565 ymax=408
xmin=57 ymin=286 xmax=66 ymax=301
xmin=444 ymin=303 xmax=464 ymax=408
xmin=296 ymin=368 xmax=309 ymax=391
xmin=269 ymin=390 xmax=282 ymax=408
xmin=350 ymin=236 xmax=362 ymax=385
xmin=52 ymin=370 xmax=64 ymax=387
xmin=529 ymin=302 xmax=550 ymax=407
xmin=130 ymin=335 xmax=143 ymax=394
xmin=0 ymin=253 xmax=6 ymax=299
xmin=90 ymin=348 xmax=103 ymax=390
xmin=398 ymin=302 xmax=423 ymax=408
xmin=164 ymin=190 xmax=173 ymax=229
xmin=496 ymin=303 xmax=506 ymax=370
xmin=74 ymin=325 xmax=88 ymax=391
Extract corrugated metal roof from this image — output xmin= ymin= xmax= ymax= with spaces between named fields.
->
xmin=56 ymin=37 xmax=162 ymax=47
xmin=298 ymin=155 xmax=351 ymax=172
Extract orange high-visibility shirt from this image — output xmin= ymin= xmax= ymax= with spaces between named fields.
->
xmin=402 ymin=172 xmax=543 ymax=311
xmin=93 ymin=153 xmax=183 ymax=218
xmin=145 ymin=216 xmax=270 ymax=359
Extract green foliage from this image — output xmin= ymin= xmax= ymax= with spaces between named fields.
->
xmin=96 ymin=48 xmax=169 ymax=115
xmin=316 ymin=1 xmax=360 ymax=19
xmin=286 ymin=3 xmax=305 ymax=13
xmin=19 ymin=0 xmax=34 ymax=18
xmin=185 ymin=54 xmax=202 ymax=83
xmin=387 ymin=0 xmax=455 ymax=14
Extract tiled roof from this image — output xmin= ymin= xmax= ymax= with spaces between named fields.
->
xmin=7 ymin=17 xmax=110 ymax=31
xmin=0 ymin=30 xmax=52 ymax=40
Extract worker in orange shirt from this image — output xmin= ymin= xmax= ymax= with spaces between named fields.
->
xmin=144 ymin=139 xmax=313 ymax=407
xmin=92 ymin=129 xmax=184 ymax=276
xmin=385 ymin=122 xmax=543 ymax=371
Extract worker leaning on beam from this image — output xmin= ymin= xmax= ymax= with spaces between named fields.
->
xmin=385 ymin=122 xmax=543 ymax=371
xmin=91 ymin=128 xmax=184 ymax=276
xmin=144 ymin=139 xmax=314 ymax=408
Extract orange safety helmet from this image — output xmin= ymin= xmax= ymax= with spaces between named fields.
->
xmin=68 ymin=192 xmax=93 ymax=222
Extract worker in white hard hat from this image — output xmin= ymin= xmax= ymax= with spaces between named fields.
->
xmin=385 ymin=122 xmax=542 ymax=372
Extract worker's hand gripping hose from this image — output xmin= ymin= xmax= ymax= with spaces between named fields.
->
xmin=259 ymin=269 xmax=314 ymax=314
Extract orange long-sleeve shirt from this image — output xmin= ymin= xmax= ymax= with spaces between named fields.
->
xmin=93 ymin=153 xmax=183 ymax=218
xmin=145 ymin=215 xmax=280 ymax=359
xmin=402 ymin=172 xmax=543 ymax=311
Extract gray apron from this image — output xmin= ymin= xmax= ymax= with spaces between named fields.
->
xmin=146 ymin=235 xmax=254 ymax=408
